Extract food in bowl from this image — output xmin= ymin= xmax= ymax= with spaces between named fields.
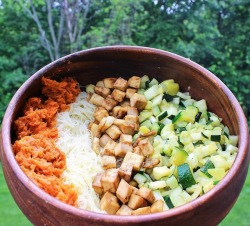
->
xmin=12 ymin=74 xmax=238 ymax=215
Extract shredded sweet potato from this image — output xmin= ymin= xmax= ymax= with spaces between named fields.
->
xmin=13 ymin=77 xmax=80 ymax=206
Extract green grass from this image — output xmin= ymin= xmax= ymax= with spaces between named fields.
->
xmin=0 ymin=162 xmax=249 ymax=225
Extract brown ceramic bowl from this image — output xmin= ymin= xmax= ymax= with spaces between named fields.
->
xmin=0 ymin=46 xmax=249 ymax=226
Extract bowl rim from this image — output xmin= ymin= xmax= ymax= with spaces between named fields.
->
xmin=1 ymin=45 xmax=249 ymax=224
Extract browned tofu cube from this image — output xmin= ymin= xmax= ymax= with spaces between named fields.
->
xmin=102 ymin=155 xmax=116 ymax=169
xmin=89 ymin=93 xmax=105 ymax=106
xmin=94 ymin=86 xmax=111 ymax=98
xmin=92 ymin=137 xmax=100 ymax=154
xmin=96 ymin=80 xmax=105 ymax=87
xmin=142 ymin=158 xmax=160 ymax=169
xmin=98 ymin=116 xmax=115 ymax=133
xmin=130 ymin=93 xmax=147 ymax=111
xmin=125 ymin=115 xmax=139 ymax=131
xmin=112 ymin=106 xmax=127 ymax=119
xmin=101 ymin=169 xmax=120 ymax=193
xmin=133 ymin=146 xmax=143 ymax=156
xmin=92 ymin=172 xmax=104 ymax=195
xmin=99 ymin=134 xmax=113 ymax=148
xmin=94 ymin=107 xmax=109 ymax=123
xmin=127 ymin=107 xmax=139 ymax=116
xmin=136 ymin=187 xmax=155 ymax=204
xmin=101 ymin=140 xmax=117 ymax=156
xmin=111 ymin=89 xmax=126 ymax=102
xmin=100 ymin=192 xmax=120 ymax=214
xmin=131 ymin=206 xmax=151 ymax=215
xmin=103 ymin=78 xmax=117 ymax=89
xmin=116 ymin=179 xmax=133 ymax=204
xmin=120 ymin=134 xmax=132 ymax=145
xmin=122 ymin=152 xmax=144 ymax=171
xmin=126 ymin=88 xmax=137 ymax=99
xmin=150 ymin=200 xmax=164 ymax=213
xmin=113 ymin=119 xmax=125 ymax=128
xmin=106 ymin=125 xmax=122 ymax=140
xmin=138 ymin=138 xmax=154 ymax=156
xmin=129 ymin=180 xmax=138 ymax=188
xmin=131 ymin=186 xmax=139 ymax=195
xmin=116 ymin=205 xmax=132 ymax=215
xmin=102 ymin=96 xmax=118 ymax=111
xmin=127 ymin=194 xmax=148 ymax=210
xmin=118 ymin=163 xmax=133 ymax=182
xmin=115 ymin=143 xmax=133 ymax=157
xmin=113 ymin=77 xmax=128 ymax=91
xmin=120 ymin=99 xmax=131 ymax=107
xmin=120 ymin=122 xmax=135 ymax=135
xmin=90 ymin=123 xmax=101 ymax=138
xmin=128 ymin=76 xmax=141 ymax=89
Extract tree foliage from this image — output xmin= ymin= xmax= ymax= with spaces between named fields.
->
xmin=0 ymin=0 xmax=249 ymax=125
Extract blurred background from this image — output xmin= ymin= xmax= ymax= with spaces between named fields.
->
xmin=0 ymin=0 xmax=249 ymax=225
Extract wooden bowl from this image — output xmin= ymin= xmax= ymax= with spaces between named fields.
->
xmin=0 ymin=46 xmax=249 ymax=226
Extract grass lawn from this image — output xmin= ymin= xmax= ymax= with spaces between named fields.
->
xmin=0 ymin=162 xmax=249 ymax=226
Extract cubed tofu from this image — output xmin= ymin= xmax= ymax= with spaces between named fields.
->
xmin=94 ymin=86 xmax=111 ymax=98
xmin=101 ymin=155 xmax=116 ymax=169
xmin=136 ymin=187 xmax=155 ymax=204
xmin=92 ymin=137 xmax=100 ymax=154
xmin=92 ymin=172 xmax=104 ymax=195
xmin=101 ymin=140 xmax=117 ymax=156
xmin=90 ymin=123 xmax=101 ymax=138
xmin=115 ymin=143 xmax=133 ymax=157
xmin=116 ymin=205 xmax=133 ymax=215
xmin=101 ymin=169 xmax=120 ymax=193
xmin=138 ymin=138 xmax=154 ymax=156
xmin=118 ymin=163 xmax=133 ymax=182
xmin=125 ymin=115 xmax=139 ymax=131
xmin=142 ymin=158 xmax=160 ymax=168
xmin=126 ymin=88 xmax=137 ymax=99
xmin=127 ymin=107 xmax=139 ymax=116
xmin=128 ymin=76 xmax=141 ymax=89
xmin=111 ymin=89 xmax=126 ymax=102
xmin=116 ymin=179 xmax=133 ymax=204
xmin=103 ymin=78 xmax=117 ymax=89
xmin=113 ymin=77 xmax=128 ymax=91
xmin=94 ymin=107 xmax=109 ymax=123
xmin=120 ymin=134 xmax=132 ymax=145
xmin=120 ymin=99 xmax=131 ymax=107
xmin=98 ymin=116 xmax=115 ymax=133
xmin=133 ymin=146 xmax=143 ymax=156
xmin=150 ymin=200 xmax=164 ymax=213
xmin=120 ymin=122 xmax=135 ymax=135
xmin=113 ymin=119 xmax=125 ymax=128
xmin=122 ymin=152 xmax=145 ymax=171
xmin=106 ymin=125 xmax=122 ymax=140
xmin=130 ymin=93 xmax=147 ymax=111
xmin=127 ymin=194 xmax=148 ymax=210
xmin=131 ymin=206 xmax=151 ymax=215
xmin=99 ymin=134 xmax=113 ymax=148
xmin=100 ymin=192 xmax=120 ymax=214
xmin=102 ymin=96 xmax=118 ymax=111
xmin=112 ymin=106 xmax=127 ymax=119
xmin=89 ymin=93 xmax=105 ymax=106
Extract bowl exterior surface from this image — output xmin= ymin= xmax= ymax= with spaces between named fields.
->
xmin=0 ymin=46 xmax=249 ymax=226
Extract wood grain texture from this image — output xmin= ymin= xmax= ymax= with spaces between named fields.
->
xmin=0 ymin=46 xmax=249 ymax=226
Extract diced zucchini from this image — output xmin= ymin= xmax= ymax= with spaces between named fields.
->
xmin=149 ymin=181 xmax=167 ymax=190
xmin=86 ymin=84 xmax=95 ymax=93
xmin=163 ymin=196 xmax=175 ymax=209
xmin=151 ymin=122 xmax=160 ymax=134
xmin=134 ymin=173 xmax=147 ymax=184
xmin=139 ymin=125 xmax=151 ymax=134
xmin=177 ymin=163 xmax=196 ymax=189
xmin=152 ymin=94 xmax=163 ymax=106
xmin=139 ymin=110 xmax=153 ymax=123
xmin=152 ymin=105 xmax=161 ymax=117
xmin=153 ymin=166 xmax=171 ymax=180
xmin=171 ymin=148 xmax=188 ymax=166
xmin=200 ymin=159 xmax=215 ymax=178
xmin=149 ymin=78 xmax=159 ymax=87
xmin=140 ymin=75 xmax=150 ymax=89
xmin=207 ymin=168 xmax=226 ymax=180
xmin=194 ymin=99 xmax=207 ymax=111
xmin=166 ymin=175 xmax=178 ymax=189
xmin=144 ymin=84 xmax=161 ymax=100
xmin=157 ymin=110 xmax=168 ymax=121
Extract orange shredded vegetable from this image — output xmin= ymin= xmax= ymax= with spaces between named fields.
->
xmin=13 ymin=77 xmax=80 ymax=206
